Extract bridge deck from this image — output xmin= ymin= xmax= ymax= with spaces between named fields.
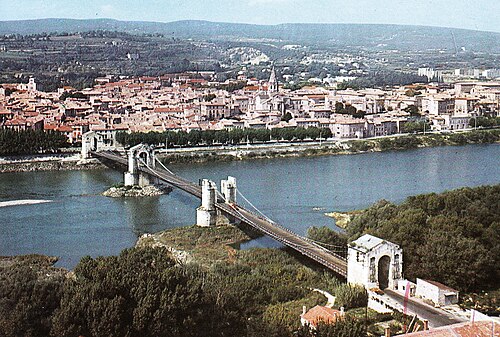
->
xmin=93 ymin=151 xmax=348 ymax=277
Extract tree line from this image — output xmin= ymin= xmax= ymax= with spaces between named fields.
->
xmin=0 ymin=246 xmax=370 ymax=337
xmin=117 ymin=127 xmax=334 ymax=148
xmin=0 ymin=129 xmax=68 ymax=156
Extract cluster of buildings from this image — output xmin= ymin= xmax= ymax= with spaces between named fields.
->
xmin=299 ymin=234 xmax=498 ymax=336
xmin=1 ymin=69 xmax=499 ymax=145
xmin=419 ymin=67 xmax=500 ymax=83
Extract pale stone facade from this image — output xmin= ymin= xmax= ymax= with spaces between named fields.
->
xmin=415 ymin=279 xmax=459 ymax=307
xmin=347 ymin=234 xmax=403 ymax=291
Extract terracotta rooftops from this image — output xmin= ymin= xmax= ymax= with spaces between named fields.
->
xmin=402 ymin=321 xmax=499 ymax=337
xmin=301 ymin=306 xmax=343 ymax=328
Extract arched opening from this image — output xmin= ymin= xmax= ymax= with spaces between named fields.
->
xmin=378 ymin=255 xmax=391 ymax=289
xmin=138 ymin=151 xmax=149 ymax=166
xmin=92 ymin=137 xmax=98 ymax=151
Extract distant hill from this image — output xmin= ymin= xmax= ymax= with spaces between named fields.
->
xmin=1 ymin=18 xmax=500 ymax=52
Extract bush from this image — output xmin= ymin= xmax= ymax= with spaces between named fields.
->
xmin=333 ymin=284 xmax=368 ymax=309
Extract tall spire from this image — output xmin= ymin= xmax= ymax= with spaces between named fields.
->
xmin=268 ymin=66 xmax=278 ymax=94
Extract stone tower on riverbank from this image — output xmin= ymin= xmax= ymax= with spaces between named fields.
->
xmin=347 ymin=234 xmax=403 ymax=291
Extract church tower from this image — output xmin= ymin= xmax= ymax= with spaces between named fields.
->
xmin=268 ymin=66 xmax=278 ymax=94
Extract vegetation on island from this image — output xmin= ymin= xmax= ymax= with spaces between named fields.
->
xmin=0 ymin=129 xmax=68 ymax=156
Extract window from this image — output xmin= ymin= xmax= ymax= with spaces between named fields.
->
xmin=393 ymin=254 xmax=401 ymax=279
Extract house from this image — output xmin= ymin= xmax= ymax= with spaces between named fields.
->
xmin=415 ymin=279 xmax=459 ymax=307
xmin=300 ymin=305 xmax=344 ymax=328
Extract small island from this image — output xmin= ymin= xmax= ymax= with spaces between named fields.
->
xmin=102 ymin=184 xmax=173 ymax=197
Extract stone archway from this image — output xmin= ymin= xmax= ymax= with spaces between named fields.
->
xmin=138 ymin=150 xmax=149 ymax=166
xmin=378 ymin=255 xmax=391 ymax=289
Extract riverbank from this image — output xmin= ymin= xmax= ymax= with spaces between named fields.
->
xmin=1 ymin=129 xmax=499 ymax=172
xmin=0 ymin=155 xmax=105 ymax=173
xmin=324 ymin=210 xmax=362 ymax=228
xmin=157 ymin=129 xmax=500 ymax=165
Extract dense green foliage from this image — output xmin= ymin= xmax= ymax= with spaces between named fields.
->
xmin=116 ymin=127 xmax=333 ymax=148
xmin=470 ymin=116 xmax=500 ymax=128
xmin=307 ymin=226 xmax=348 ymax=258
xmin=0 ymin=129 xmax=68 ymax=156
xmin=378 ymin=135 xmax=423 ymax=150
xmin=347 ymin=185 xmax=500 ymax=292
xmin=333 ymin=284 xmax=368 ymax=309
xmin=0 ymin=255 xmax=65 ymax=337
xmin=1 ymin=245 xmax=360 ymax=337
xmin=51 ymin=247 xmax=235 ymax=337
xmin=400 ymin=121 xmax=431 ymax=134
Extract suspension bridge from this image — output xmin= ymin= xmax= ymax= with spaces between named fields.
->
xmin=91 ymin=147 xmax=348 ymax=277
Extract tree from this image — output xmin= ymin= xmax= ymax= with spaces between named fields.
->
xmin=51 ymin=247 xmax=243 ymax=337
xmin=0 ymin=255 xmax=65 ymax=337
xmin=416 ymin=232 xmax=492 ymax=291
xmin=404 ymin=105 xmax=420 ymax=117
xmin=308 ymin=226 xmax=348 ymax=251
xmin=335 ymin=102 xmax=344 ymax=114
xmin=281 ymin=112 xmax=293 ymax=122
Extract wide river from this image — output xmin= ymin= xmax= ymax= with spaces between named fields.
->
xmin=1 ymin=144 xmax=499 ymax=268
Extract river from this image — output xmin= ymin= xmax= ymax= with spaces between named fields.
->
xmin=0 ymin=144 xmax=499 ymax=268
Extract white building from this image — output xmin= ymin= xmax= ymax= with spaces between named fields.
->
xmin=415 ymin=279 xmax=459 ymax=307
xmin=347 ymin=234 xmax=403 ymax=291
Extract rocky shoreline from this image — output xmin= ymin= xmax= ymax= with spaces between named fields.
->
xmin=102 ymin=184 xmax=173 ymax=197
xmin=324 ymin=210 xmax=362 ymax=228
xmin=0 ymin=158 xmax=105 ymax=173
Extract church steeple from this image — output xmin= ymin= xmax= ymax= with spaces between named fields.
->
xmin=268 ymin=66 xmax=278 ymax=94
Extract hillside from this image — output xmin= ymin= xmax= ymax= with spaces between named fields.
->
xmin=1 ymin=18 xmax=500 ymax=52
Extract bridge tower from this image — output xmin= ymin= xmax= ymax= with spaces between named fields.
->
xmin=196 ymin=179 xmax=217 ymax=227
xmin=81 ymin=130 xmax=119 ymax=159
xmin=124 ymin=144 xmax=157 ymax=187
xmin=347 ymin=234 xmax=403 ymax=291
xmin=221 ymin=176 xmax=237 ymax=203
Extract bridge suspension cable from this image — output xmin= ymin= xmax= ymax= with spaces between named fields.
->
xmin=154 ymin=156 xmax=175 ymax=175
xmin=235 ymin=187 xmax=347 ymax=258
xmin=236 ymin=188 xmax=276 ymax=224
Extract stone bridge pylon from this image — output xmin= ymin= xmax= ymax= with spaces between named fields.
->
xmin=124 ymin=144 xmax=157 ymax=187
xmin=196 ymin=176 xmax=237 ymax=227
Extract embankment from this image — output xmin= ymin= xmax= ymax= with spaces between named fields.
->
xmin=0 ymin=158 xmax=105 ymax=173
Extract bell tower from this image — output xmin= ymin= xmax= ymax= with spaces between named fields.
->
xmin=268 ymin=66 xmax=278 ymax=94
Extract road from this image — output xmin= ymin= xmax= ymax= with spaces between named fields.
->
xmin=385 ymin=289 xmax=466 ymax=328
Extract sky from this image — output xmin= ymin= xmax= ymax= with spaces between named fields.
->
xmin=1 ymin=0 xmax=500 ymax=33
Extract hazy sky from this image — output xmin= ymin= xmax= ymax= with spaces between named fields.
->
xmin=1 ymin=0 xmax=499 ymax=32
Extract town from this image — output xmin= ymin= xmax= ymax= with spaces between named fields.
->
xmin=1 ymin=68 xmax=499 ymax=145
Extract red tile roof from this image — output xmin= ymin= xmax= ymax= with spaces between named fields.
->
xmin=402 ymin=321 xmax=499 ymax=337
xmin=301 ymin=306 xmax=343 ymax=328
